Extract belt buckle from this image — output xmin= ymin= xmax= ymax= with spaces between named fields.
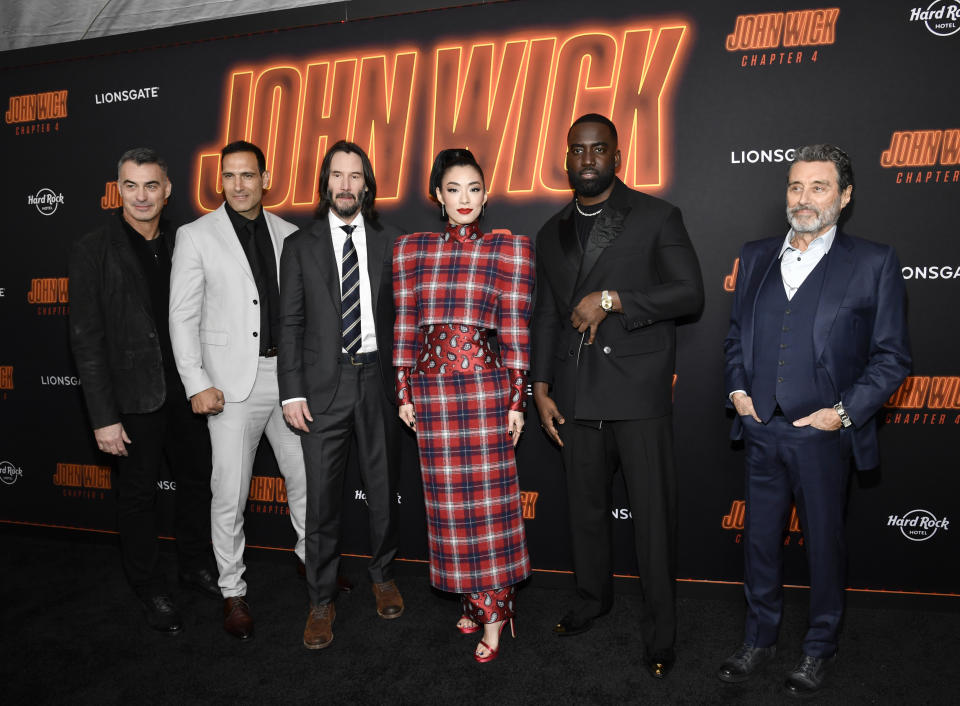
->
xmin=349 ymin=354 xmax=363 ymax=366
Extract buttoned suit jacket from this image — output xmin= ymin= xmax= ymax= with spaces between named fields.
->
xmin=723 ymin=231 xmax=911 ymax=469
xmin=531 ymin=179 xmax=704 ymax=420
xmin=277 ymin=216 xmax=401 ymax=414
xmin=69 ymin=216 xmax=175 ymax=428
xmin=169 ymin=203 xmax=297 ymax=402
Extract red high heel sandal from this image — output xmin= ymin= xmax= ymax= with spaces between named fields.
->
xmin=474 ymin=618 xmax=515 ymax=663
xmin=457 ymin=615 xmax=481 ymax=634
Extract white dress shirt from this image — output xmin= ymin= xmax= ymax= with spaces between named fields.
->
xmin=779 ymin=225 xmax=837 ymax=300
xmin=328 ymin=210 xmax=378 ymax=354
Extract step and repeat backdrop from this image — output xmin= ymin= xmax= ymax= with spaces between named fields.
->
xmin=1 ymin=0 xmax=956 ymax=595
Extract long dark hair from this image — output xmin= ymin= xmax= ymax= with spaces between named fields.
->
xmin=315 ymin=140 xmax=379 ymax=224
xmin=429 ymin=148 xmax=485 ymax=221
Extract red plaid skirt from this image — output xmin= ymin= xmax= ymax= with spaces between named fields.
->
xmin=411 ymin=367 xmax=531 ymax=593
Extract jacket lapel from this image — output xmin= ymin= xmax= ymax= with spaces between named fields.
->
xmin=212 ymin=204 xmax=255 ymax=284
xmin=742 ymin=239 xmax=782 ymax=377
xmin=813 ymin=233 xmax=855 ymax=361
xmin=575 ymin=179 xmax=632 ymax=288
xmin=109 ymin=218 xmax=152 ymax=316
xmin=309 ymin=219 xmax=342 ymax=314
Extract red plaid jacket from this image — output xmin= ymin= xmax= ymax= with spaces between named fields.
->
xmin=392 ymin=230 xmax=534 ymax=371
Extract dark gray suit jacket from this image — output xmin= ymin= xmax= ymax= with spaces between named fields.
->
xmin=278 ymin=216 xmax=401 ymax=413
xmin=530 ymin=179 xmax=704 ymax=420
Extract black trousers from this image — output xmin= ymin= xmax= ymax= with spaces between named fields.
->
xmin=300 ymin=358 xmax=400 ymax=605
xmin=117 ymin=388 xmax=213 ymax=597
xmin=560 ymin=415 xmax=678 ymax=658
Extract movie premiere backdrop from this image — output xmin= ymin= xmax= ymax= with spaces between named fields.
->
xmin=1 ymin=0 xmax=957 ymax=596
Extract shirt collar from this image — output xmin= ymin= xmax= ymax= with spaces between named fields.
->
xmin=328 ymin=209 xmax=364 ymax=235
xmin=779 ymin=225 xmax=837 ymax=258
xmin=224 ymin=201 xmax=265 ymax=233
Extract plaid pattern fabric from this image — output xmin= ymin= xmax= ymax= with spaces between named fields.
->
xmin=392 ymin=231 xmax=535 ymax=370
xmin=412 ymin=369 xmax=530 ymax=593
xmin=392 ymin=229 xmax=535 ymax=593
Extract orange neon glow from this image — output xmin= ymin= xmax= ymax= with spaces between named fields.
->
xmin=880 ymin=130 xmax=960 ymax=168
xmin=192 ymin=22 xmax=691 ymax=212
xmin=723 ymin=257 xmax=740 ymax=291
xmin=725 ymin=8 xmax=839 ymax=51
xmin=885 ymin=376 xmax=960 ymax=410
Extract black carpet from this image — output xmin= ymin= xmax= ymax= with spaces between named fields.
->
xmin=2 ymin=526 xmax=958 ymax=705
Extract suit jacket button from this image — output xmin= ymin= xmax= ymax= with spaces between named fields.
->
xmin=147 ymin=332 xmax=156 ymax=338
xmin=253 ymin=332 xmax=258 ymax=337
xmin=602 ymin=346 xmax=612 ymax=354
xmin=253 ymin=299 xmax=258 ymax=305
xmin=568 ymin=349 xmax=574 ymax=357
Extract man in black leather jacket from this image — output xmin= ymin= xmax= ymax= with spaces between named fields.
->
xmin=69 ymin=148 xmax=217 ymax=633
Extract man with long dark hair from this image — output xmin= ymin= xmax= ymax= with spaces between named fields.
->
xmin=278 ymin=140 xmax=405 ymax=649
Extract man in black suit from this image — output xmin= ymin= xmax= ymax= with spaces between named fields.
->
xmin=69 ymin=148 xmax=218 ymax=634
xmin=531 ymin=114 xmax=703 ymax=678
xmin=279 ymin=140 xmax=404 ymax=650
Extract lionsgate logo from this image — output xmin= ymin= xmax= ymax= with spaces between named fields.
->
xmin=0 ymin=460 xmax=24 ymax=486
xmin=28 ymin=188 xmax=64 ymax=215
xmin=910 ymin=1 xmax=960 ymax=36
xmin=888 ymin=508 xmax=950 ymax=541
xmin=731 ymin=147 xmax=796 ymax=165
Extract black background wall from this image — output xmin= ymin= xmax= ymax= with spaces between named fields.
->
xmin=1 ymin=0 xmax=957 ymax=596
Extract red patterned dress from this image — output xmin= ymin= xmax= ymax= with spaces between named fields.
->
xmin=393 ymin=222 xmax=534 ymax=606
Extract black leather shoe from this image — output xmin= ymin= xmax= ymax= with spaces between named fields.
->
xmin=553 ymin=611 xmax=594 ymax=637
xmin=179 ymin=567 xmax=221 ymax=600
xmin=141 ymin=594 xmax=183 ymax=634
xmin=646 ymin=654 xmax=675 ymax=679
xmin=784 ymin=654 xmax=835 ymax=698
xmin=718 ymin=643 xmax=777 ymax=683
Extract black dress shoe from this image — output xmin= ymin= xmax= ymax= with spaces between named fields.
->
xmin=553 ymin=611 xmax=594 ymax=637
xmin=645 ymin=654 xmax=675 ymax=679
xmin=718 ymin=643 xmax=777 ymax=683
xmin=179 ymin=567 xmax=221 ymax=600
xmin=141 ymin=594 xmax=183 ymax=634
xmin=784 ymin=654 xmax=834 ymax=698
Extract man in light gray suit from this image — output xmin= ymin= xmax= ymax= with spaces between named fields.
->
xmin=169 ymin=140 xmax=307 ymax=640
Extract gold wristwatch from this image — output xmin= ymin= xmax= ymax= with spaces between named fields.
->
xmin=600 ymin=290 xmax=613 ymax=311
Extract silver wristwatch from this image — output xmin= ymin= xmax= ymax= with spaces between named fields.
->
xmin=833 ymin=402 xmax=852 ymax=428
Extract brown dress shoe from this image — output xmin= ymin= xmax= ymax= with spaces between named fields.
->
xmin=303 ymin=603 xmax=336 ymax=649
xmin=223 ymin=597 xmax=254 ymax=640
xmin=371 ymin=580 xmax=404 ymax=619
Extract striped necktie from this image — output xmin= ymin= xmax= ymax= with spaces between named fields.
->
xmin=340 ymin=224 xmax=361 ymax=354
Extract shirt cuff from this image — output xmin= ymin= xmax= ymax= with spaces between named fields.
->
xmin=395 ymin=367 xmax=413 ymax=406
xmin=282 ymin=397 xmax=307 ymax=406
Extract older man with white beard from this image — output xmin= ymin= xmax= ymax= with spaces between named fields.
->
xmin=719 ymin=144 xmax=910 ymax=697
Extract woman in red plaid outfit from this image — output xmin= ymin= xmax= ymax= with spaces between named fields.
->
xmin=393 ymin=149 xmax=533 ymax=662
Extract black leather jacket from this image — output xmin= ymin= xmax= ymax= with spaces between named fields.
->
xmin=69 ymin=215 xmax=173 ymax=429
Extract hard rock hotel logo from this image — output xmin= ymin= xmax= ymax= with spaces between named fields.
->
xmin=4 ymin=90 xmax=68 ymax=135
xmin=193 ymin=19 xmax=691 ymax=211
xmin=725 ymin=7 xmax=838 ymax=67
xmin=722 ymin=499 xmax=804 ymax=545
xmin=880 ymin=129 xmax=960 ymax=185
xmin=53 ymin=462 xmax=111 ymax=500
xmin=883 ymin=375 xmax=960 ymax=425
xmin=27 ymin=277 xmax=69 ymax=316
xmin=247 ymin=475 xmax=291 ymax=515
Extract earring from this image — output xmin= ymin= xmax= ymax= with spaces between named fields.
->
xmin=441 ymin=203 xmax=446 ymax=218
xmin=481 ymin=203 xmax=486 ymax=218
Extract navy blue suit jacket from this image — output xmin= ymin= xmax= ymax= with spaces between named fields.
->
xmin=723 ymin=231 xmax=911 ymax=469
